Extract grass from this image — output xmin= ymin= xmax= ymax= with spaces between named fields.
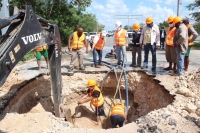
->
xmin=21 ymin=51 xmax=35 ymax=61
xmin=192 ymin=42 xmax=200 ymax=50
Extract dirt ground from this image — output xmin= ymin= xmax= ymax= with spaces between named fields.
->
xmin=0 ymin=68 xmax=200 ymax=133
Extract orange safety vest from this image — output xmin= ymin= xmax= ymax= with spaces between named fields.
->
xmin=35 ymin=45 xmax=47 ymax=52
xmin=115 ymin=29 xmax=126 ymax=46
xmin=72 ymin=31 xmax=85 ymax=49
xmin=89 ymin=86 xmax=104 ymax=107
xmin=187 ymin=24 xmax=194 ymax=46
xmin=166 ymin=27 xmax=176 ymax=46
xmin=111 ymin=103 xmax=126 ymax=118
xmin=95 ymin=34 xmax=106 ymax=50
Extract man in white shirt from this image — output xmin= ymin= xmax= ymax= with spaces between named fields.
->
xmin=91 ymin=30 xmax=107 ymax=68
xmin=140 ymin=17 xmax=160 ymax=71
xmin=113 ymin=21 xmax=129 ymax=67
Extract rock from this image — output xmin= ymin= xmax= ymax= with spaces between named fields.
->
xmin=196 ymin=101 xmax=200 ymax=109
xmin=185 ymin=103 xmax=197 ymax=113
xmin=181 ymin=110 xmax=189 ymax=117
xmin=181 ymin=81 xmax=187 ymax=87
xmin=168 ymin=118 xmax=177 ymax=126
xmin=176 ymin=86 xmax=195 ymax=97
xmin=196 ymin=109 xmax=200 ymax=117
xmin=162 ymin=111 xmax=171 ymax=119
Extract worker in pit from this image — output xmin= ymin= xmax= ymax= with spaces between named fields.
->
xmin=91 ymin=30 xmax=107 ymax=68
xmin=77 ymin=79 xmax=106 ymax=125
xmin=110 ymin=103 xmax=126 ymax=128
xmin=34 ymin=45 xmax=49 ymax=71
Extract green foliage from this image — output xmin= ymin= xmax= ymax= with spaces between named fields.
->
xmin=192 ymin=42 xmax=200 ymax=50
xmin=158 ymin=21 xmax=168 ymax=30
xmin=11 ymin=0 xmax=100 ymax=46
xmin=193 ymin=22 xmax=200 ymax=34
xmin=21 ymin=51 xmax=35 ymax=61
xmin=123 ymin=25 xmax=132 ymax=30
xmin=186 ymin=0 xmax=200 ymax=21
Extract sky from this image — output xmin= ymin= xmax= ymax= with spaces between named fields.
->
xmin=85 ymin=0 xmax=196 ymax=31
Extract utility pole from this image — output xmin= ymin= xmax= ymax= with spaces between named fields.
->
xmin=0 ymin=0 xmax=10 ymax=35
xmin=177 ymin=0 xmax=182 ymax=16
xmin=115 ymin=15 xmax=143 ymax=30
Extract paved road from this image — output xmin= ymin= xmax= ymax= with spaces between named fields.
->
xmin=104 ymin=36 xmax=200 ymax=70
xmin=16 ymin=36 xmax=200 ymax=80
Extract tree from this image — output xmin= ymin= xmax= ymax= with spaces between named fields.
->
xmin=123 ymin=25 xmax=131 ymax=30
xmin=11 ymin=0 xmax=101 ymax=46
xmin=193 ymin=22 xmax=200 ymax=34
xmin=186 ymin=0 xmax=200 ymax=21
xmin=158 ymin=21 xmax=168 ymax=30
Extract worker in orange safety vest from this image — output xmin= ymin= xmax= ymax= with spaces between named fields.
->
xmin=163 ymin=16 xmax=177 ymax=71
xmin=78 ymin=79 xmax=106 ymax=125
xmin=182 ymin=18 xmax=198 ymax=72
xmin=91 ymin=30 xmax=107 ymax=68
xmin=110 ymin=103 xmax=126 ymax=128
xmin=113 ymin=21 xmax=129 ymax=67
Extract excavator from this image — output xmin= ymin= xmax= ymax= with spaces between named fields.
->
xmin=0 ymin=5 xmax=66 ymax=118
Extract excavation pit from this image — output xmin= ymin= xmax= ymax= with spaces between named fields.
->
xmin=3 ymin=72 xmax=175 ymax=129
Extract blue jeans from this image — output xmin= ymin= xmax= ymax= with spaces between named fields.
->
xmin=110 ymin=115 xmax=125 ymax=128
xmin=143 ymin=43 xmax=157 ymax=68
xmin=175 ymin=47 xmax=185 ymax=74
xmin=93 ymin=49 xmax=102 ymax=65
xmin=116 ymin=46 xmax=127 ymax=65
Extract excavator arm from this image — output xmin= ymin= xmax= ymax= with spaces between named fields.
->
xmin=0 ymin=5 xmax=63 ymax=117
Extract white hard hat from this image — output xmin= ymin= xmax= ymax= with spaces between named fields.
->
xmin=101 ymin=30 xmax=106 ymax=37
xmin=115 ymin=21 xmax=122 ymax=28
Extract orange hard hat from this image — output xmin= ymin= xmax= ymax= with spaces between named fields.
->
xmin=133 ymin=23 xmax=140 ymax=31
xmin=146 ymin=16 xmax=153 ymax=24
xmin=167 ymin=16 xmax=175 ymax=23
xmin=86 ymin=79 xmax=96 ymax=87
xmin=173 ymin=16 xmax=182 ymax=24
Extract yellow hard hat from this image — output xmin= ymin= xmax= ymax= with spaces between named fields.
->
xmin=146 ymin=16 xmax=153 ymax=24
xmin=133 ymin=23 xmax=140 ymax=31
xmin=86 ymin=79 xmax=96 ymax=87
xmin=173 ymin=16 xmax=182 ymax=24
xmin=167 ymin=16 xmax=175 ymax=23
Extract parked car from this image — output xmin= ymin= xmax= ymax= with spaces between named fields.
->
xmin=106 ymin=31 xmax=114 ymax=37
xmin=88 ymin=32 xmax=98 ymax=40
xmin=127 ymin=30 xmax=133 ymax=38
xmin=83 ymin=32 xmax=89 ymax=40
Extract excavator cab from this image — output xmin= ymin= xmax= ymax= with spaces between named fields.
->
xmin=0 ymin=5 xmax=65 ymax=118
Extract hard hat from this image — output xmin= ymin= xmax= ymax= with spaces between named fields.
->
xmin=133 ymin=23 xmax=140 ymax=31
xmin=167 ymin=16 xmax=175 ymax=23
xmin=86 ymin=79 xmax=96 ymax=87
xmin=101 ymin=30 xmax=106 ymax=37
xmin=115 ymin=21 xmax=122 ymax=28
xmin=146 ymin=17 xmax=153 ymax=24
xmin=173 ymin=16 xmax=182 ymax=24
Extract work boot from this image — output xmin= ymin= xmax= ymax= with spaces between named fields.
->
xmin=79 ymin=65 xmax=85 ymax=70
xmin=98 ymin=63 xmax=104 ymax=66
xmin=95 ymin=64 xmax=100 ymax=68
xmin=151 ymin=67 xmax=156 ymax=71
xmin=163 ymin=67 xmax=172 ymax=71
